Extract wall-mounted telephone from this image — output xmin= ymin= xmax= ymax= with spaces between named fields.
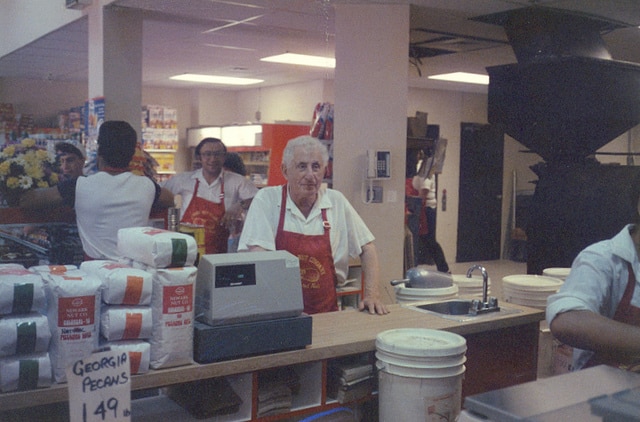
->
xmin=367 ymin=150 xmax=391 ymax=179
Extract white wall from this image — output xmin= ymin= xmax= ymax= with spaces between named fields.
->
xmin=0 ymin=0 xmax=84 ymax=58
xmin=3 ymin=75 xmax=639 ymax=273
xmin=236 ymin=80 xmax=328 ymax=124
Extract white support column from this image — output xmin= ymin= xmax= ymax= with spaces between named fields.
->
xmin=87 ymin=4 xmax=143 ymax=135
xmin=334 ymin=4 xmax=409 ymax=302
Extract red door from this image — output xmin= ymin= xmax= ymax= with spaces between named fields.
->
xmin=262 ymin=123 xmax=310 ymax=186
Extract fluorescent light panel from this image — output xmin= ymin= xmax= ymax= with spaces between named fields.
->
xmin=170 ymin=73 xmax=263 ymax=85
xmin=428 ymin=72 xmax=489 ymax=85
xmin=261 ymin=53 xmax=335 ymax=68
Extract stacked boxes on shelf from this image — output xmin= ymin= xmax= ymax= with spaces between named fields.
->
xmin=142 ymin=105 xmax=178 ymax=177
xmin=326 ymin=354 xmax=376 ymax=404
xmin=0 ymin=103 xmax=35 ymax=144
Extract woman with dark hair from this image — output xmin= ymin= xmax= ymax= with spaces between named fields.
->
xmin=224 ymin=152 xmax=247 ymax=176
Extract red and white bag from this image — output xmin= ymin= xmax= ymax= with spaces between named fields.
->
xmin=148 ymin=266 xmax=197 ymax=369
xmin=81 ymin=260 xmax=152 ymax=305
xmin=100 ymin=305 xmax=153 ymax=341
xmin=0 ymin=267 xmax=46 ymax=315
xmin=117 ymin=227 xmax=198 ymax=269
xmin=44 ymin=273 xmax=101 ymax=383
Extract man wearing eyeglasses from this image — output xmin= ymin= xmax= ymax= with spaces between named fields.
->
xmin=162 ymin=137 xmax=258 ymax=254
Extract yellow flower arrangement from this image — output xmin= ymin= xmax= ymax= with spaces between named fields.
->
xmin=0 ymin=138 xmax=59 ymax=206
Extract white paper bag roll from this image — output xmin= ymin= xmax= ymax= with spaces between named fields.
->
xmin=0 ymin=267 xmax=46 ymax=315
xmin=0 ymin=313 xmax=51 ymax=357
xmin=117 ymin=227 xmax=198 ymax=269
xmin=102 ymin=340 xmax=151 ymax=375
xmin=100 ymin=305 xmax=153 ymax=341
xmin=81 ymin=260 xmax=152 ymax=305
xmin=0 ymin=352 xmax=52 ymax=392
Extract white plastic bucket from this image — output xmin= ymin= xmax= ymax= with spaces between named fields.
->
xmin=376 ymin=328 xmax=466 ymax=422
xmin=542 ymin=267 xmax=571 ymax=281
xmin=394 ymin=284 xmax=458 ymax=304
xmin=502 ymin=275 xmax=563 ymax=309
xmin=451 ymin=274 xmax=491 ymax=297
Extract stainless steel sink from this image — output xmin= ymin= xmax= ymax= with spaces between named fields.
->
xmin=404 ymin=299 xmax=521 ymax=322
xmin=414 ymin=300 xmax=474 ymax=315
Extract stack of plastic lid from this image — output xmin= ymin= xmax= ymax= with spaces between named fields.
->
xmin=502 ymin=275 xmax=563 ymax=309
xmin=394 ymin=283 xmax=458 ymax=304
xmin=451 ymin=274 xmax=490 ymax=297
xmin=542 ymin=267 xmax=571 ymax=282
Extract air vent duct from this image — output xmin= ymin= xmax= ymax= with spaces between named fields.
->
xmin=477 ymin=7 xmax=640 ymax=163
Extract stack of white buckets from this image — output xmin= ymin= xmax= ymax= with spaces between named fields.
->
xmin=452 ymin=274 xmax=491 ymax=297
xmin=502 ymin=270 xmax=566 ymax=310
xmin=394 ymin=283 xmax=458 ymax=303
xmin=502 ymin=268 xmax=570 ymax=379
xmin=383 ymin=268 xmax=477 ymax=421
xmin=376 ymin=328 xmax=467 ymax=421
xmin=394 ymin=274 xmax=490 ymax=304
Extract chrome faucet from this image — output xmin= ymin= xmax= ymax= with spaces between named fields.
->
xmin=466 ymin=264 xmax=499 ymax=314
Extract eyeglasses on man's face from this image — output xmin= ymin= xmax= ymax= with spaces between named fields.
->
xmin=200 ymin=151 xmax=226 ymax=159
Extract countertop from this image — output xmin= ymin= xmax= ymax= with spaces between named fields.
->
xmin=0 ymin=301 xmax=544 ymax=411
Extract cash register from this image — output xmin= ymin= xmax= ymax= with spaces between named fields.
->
xmin=193 ymin=250 xmax=312 ymax=363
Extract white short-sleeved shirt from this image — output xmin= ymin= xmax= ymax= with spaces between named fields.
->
xmin=75 ymin=172 xmax=157 ymax=260
xmin=162 ymin=169 xmax=258 ymax=218
xmin=546 ymin=224 xmax=640 ymax=369
xmin=421 ymin=175 xmax=437 ymax=209
xmin=238 ymin=185 xmax=375 ymax=283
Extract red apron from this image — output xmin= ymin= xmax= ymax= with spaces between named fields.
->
xmin=585 ymin=262 xmax=640 ymax=368
xmin=275 ymin=185 xmax=338 ymax=314
xmin=180 ymin=177 xmax=228 ymax=254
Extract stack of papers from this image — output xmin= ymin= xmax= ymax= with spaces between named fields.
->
xmin=327 ymin=355 xmax=376 ymax=403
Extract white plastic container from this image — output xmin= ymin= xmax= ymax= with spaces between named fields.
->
xmin=542 ymin=267 xmax=571 ymax=281
xmin=451 ymin=274 xmax=491 ymax=297
xmin=394 ymin=284 xmax=458 ymax=304
xmin=502 ymin=274 xmax=563 ymax=309
xmin=376 ymin=328 xmax=466 ymax=422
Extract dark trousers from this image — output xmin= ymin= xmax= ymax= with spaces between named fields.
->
xmin=405 ymin=196 xmax=423 ymax=266
xmin=417 ymin=206 xmax=449 ymax=273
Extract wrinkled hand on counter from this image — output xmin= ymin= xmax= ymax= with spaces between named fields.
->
xmin=359 ymin=297 xmax=389 ymax=315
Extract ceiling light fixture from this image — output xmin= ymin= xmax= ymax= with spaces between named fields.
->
xmin=428 ymin=72 xmax=489 ymax=85
xmin=261 ymin=53 xmax=335 ymax=68
xmin=170 ymin=74 xmax=263 ymax=85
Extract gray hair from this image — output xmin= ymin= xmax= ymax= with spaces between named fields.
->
xmin=282 ymin=135 xmax=329 ymax=168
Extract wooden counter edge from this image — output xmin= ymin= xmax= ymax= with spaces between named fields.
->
xmin=0 ymin=302 xmax=544 ymax=411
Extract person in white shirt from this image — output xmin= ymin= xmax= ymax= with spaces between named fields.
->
xmin=238 ymin=135 xmax=388 ymax=315
xmin=21 ymin=120 xmax=174 ymax=260
xmin=162 ymin=138 xmax=257 ymax=254
xmin=418 ymin=173 xmax=450 ymax=273
xmin=547 ymin=218 xmax=640 ymax=371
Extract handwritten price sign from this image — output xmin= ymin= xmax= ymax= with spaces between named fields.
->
xmin=67 ymin=349 xmax=131 ymax=422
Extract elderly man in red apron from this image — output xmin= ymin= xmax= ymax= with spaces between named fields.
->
xmin=162 ymin=138 xmax=257 ymax=254
xmin=238 ymin=135 xmax=388 ymax=315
